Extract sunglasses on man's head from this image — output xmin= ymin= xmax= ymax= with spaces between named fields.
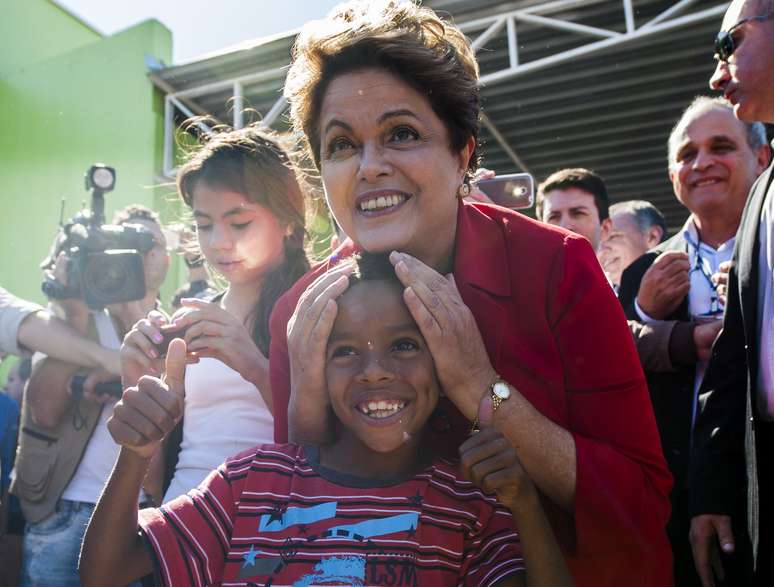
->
xmin=714 ymin=12 xmax=774 ymax=62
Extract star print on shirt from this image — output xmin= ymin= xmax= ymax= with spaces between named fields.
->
xmin=242 ymin=545 xmax=259 ymax=568
xmin=267 ymin=504 xmax=286 ymax=524
xmin=408 ymin=491 xmax=423 ymax=506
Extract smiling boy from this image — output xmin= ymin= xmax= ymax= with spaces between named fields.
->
xmin=79 ymin=253 xmax=571 ymax=587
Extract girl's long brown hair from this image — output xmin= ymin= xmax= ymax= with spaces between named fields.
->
xmin=177 ymin=125 xmax=310 ymax=355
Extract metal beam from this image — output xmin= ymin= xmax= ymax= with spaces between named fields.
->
xmin=642 ymin=0 xmax=705 ymax=29
xmin=515 ymin=12 xmax=620 ymax=39
xmin=622 ymin=0 xmax=636 ymax=33
xmin=478 ymin=4 xmax=727 ymax=86
xmin=162 ymin=96 xmax=214 ymax=178
xmin=172 ymin=65 xmax=287 ymax=100
xmin=506 ymin=17 xmax=519 ymax=68
xmin=470 ymin=16 xmax=507 ymax=51
xmin=260 ymin=95 xmax=288 ymax=129
xmin=233 ymin=82 xmax=244 ymax=129
xmin=481 ymin=113 xmax=531 ymax=173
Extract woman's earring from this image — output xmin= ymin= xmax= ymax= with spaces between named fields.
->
xmin=457 ymin=182 xmax=471 ymax=200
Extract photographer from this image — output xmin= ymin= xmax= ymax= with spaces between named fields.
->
xmin=10 ymin=203 xmax=169 ymax=586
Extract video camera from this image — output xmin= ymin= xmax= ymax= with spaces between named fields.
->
xmin=41 ymin=164 xmax=155 ymax=310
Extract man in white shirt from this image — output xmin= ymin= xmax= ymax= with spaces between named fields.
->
xmin=689 ymin=1 xmax=774 ymax=585
xmin=617 ymin=95 xmax=769 ymax=586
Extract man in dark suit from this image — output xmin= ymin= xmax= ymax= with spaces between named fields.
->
xmin=688 ymin=1 xmax=774 ymax=585
xmin=619 ymin=95 xmax=769 ymax=585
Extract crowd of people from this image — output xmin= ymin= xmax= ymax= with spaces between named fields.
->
xmin=0 ymin=0 xmax=772 ymax=585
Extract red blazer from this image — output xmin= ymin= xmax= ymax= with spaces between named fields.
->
xmin=269 ymin=202 xmax=673 ymax=586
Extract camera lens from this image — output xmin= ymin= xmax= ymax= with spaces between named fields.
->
xmin=85 ymin=254 xmax=129 ymax=299
xmin=80 ymin=250 xmax=146 ymax=308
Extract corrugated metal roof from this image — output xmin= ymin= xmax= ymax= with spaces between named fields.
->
xmin=152 ymin=0 xmax=744 ymax=232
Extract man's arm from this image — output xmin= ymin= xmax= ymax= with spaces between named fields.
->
xmin=17 ymin=311 xmax=120 ymax=375
xmin=25 ymin=357 xmax=81 ymax=429
xmin=688 ymin=261 xmax=747 ymax=587
xmin=619 ymin=252 xmax=703 ymax=372
xmin=628 ymin=319 xmax=709 ymax=372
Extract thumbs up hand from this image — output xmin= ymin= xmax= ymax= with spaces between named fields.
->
xmin=459 ymin=395 xmax=536 ymax=513
xmin=108 ymin=338 xmax=187 ymax=459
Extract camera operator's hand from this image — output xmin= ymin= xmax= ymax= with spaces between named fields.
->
xmin=47 ymin=252 xmax=91 ymax=330
xmin=79 ymin=369 xmax=122 ymax=405
xmin=172 ymin=298 xmax=269 ymax=393
xmin=108 ymin=339 xmax=186 ymax=460
xmin=121 ymin=310 xmax=168 ymax=388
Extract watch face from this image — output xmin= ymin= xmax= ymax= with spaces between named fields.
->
xmin=493 ymin=382 xmax=510 ymax=400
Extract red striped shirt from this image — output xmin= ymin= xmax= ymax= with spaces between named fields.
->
xmin=140 ymin=444 xmax=523 ymax=586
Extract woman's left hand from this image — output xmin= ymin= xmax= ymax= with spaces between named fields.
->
xmin=170 ymin=298 xmax=269 ymax=391
xmin=390 ymin=251 xmax=496 ymax=420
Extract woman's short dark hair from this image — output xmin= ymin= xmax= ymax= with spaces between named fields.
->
xmin=284 ymin=0 xmax=481 ymax=178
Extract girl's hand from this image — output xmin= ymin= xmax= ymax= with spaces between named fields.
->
xmin=390 ymin=251 xmax=496 ymax=420
xmin=170 ymin=298 xmax=267 ymax=389
xmin=121 ymin=310 xmax=168 ymax=388
xmin=108 ymin=340 xmax=186 ymax=460
xmin=286 ymin=264 xmax=352 ymax=443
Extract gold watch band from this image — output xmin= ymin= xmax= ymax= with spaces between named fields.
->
xmin=470 ymin=376 xmax=511 ymax=434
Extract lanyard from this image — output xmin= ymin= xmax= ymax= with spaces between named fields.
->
xmin=685 ymin=234 xmax=722 ymax=316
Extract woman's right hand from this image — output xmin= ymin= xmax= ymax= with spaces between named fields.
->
xmin=286 ymin=264 xmax=352 ymax=443
xmin=108 ymin=339 xmax=186 ymax=460
xmin=120 ymin=310 xmax=168 ymax=388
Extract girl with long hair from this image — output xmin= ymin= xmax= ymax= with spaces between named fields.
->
xmin=120 ymin=125 xmax=309 ymax=502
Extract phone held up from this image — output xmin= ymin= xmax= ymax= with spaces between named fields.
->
xmin=474 ymin=173 xmax=535 ymax=210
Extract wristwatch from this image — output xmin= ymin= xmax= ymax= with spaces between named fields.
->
xmin=471 ymin=376 xmax=511 ymax=433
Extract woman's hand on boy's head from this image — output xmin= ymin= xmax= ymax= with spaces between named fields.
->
xmin=390 ymin=252 xmax=496 ymax=421
xmin=286 ymin=264 xmax=353 ymax=444
xmin=108 ymin=339 xmax=186 ymax=460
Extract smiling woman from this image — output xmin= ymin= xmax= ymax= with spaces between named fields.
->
xmin=265 ymin=2 xmax=674 ymax=586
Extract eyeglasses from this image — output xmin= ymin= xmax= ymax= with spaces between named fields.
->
xmin=714 ymin=12 xmax=774 ymax=62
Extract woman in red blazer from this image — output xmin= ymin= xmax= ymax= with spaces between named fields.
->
xmin=270 ymin=2 xmax=672 ymax=585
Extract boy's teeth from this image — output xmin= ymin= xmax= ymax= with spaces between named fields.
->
xmin=359 ymin=194 xmax=406 ymax=211
xmin=359 ymin=400 xmax=406 ymax=419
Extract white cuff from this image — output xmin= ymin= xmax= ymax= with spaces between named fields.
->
xmin=634 ymin=298 xmax=661 ymax=323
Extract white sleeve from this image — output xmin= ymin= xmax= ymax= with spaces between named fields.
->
xmin=0 ymin=287 xmax=43 ymax=356
xmin=634 ymin=297 xmax=661 ymax=324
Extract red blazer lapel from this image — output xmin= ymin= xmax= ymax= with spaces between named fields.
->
xmin=453 ymin=203 xmax=511 ymax=368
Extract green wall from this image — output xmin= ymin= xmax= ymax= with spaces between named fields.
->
xmin=1 ymin=0 xmax=101 ymax=77
xmin=0 ymin=11 xmax=178 ymax=307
